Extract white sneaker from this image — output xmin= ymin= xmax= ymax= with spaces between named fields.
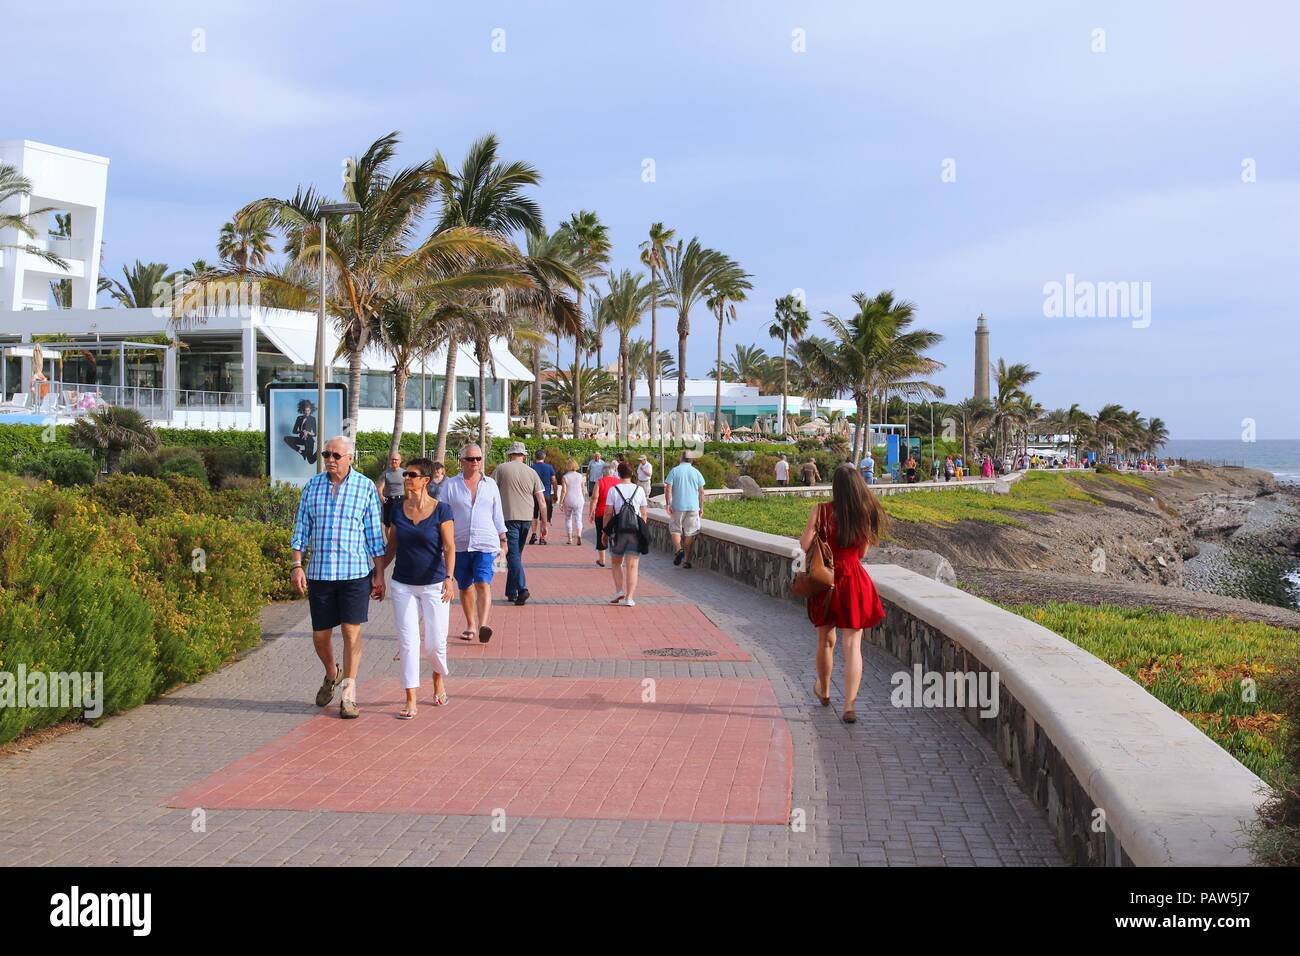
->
xmin=623 ymin=598 xmax=636 ymax=607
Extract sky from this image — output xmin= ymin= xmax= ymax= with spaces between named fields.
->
xmin=6 ymin=0 xmax=1299 ymax=438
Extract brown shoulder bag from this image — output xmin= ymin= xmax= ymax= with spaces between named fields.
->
xmin=792 ymin=503 xmax=835 ymax=599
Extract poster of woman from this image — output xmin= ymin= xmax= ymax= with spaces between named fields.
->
xmin=266 ymin=383 xmax=347 ymax=486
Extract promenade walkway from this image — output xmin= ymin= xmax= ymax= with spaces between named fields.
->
xmin=0 ymin=531 xmax=1063 ymax=866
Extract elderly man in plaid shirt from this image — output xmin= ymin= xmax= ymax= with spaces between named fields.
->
xmin=290 ymin=435 xmax=386 ymax=719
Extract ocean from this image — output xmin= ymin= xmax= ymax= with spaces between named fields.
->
xmin=1162 ymin=439 xmax=1300 ymax=486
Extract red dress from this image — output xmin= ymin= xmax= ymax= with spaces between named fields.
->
xmin=806 ymin=503 xmax=886 ymax=630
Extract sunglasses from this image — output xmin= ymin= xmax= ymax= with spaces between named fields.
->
xmin=460 ymin=456 xmax=482 ymax=462
xmin=321 ymin=451 xmax=347 ymax=461
xmin=402 ymin=471 xmax=427 ymax=479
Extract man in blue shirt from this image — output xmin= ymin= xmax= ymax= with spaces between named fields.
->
xmin=664 ymin=451 xmax=707 ymax=569
xmin=859 ymin=453 xmax=875 ymax=485
xmin=529 ymin=448 xmax=557 ymax=545
xmin=291 ymin=435 xmax=386 ymax=719
xmin=585 ymin=451 xmax=607 ymax=499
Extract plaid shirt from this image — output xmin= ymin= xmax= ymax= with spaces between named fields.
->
xmin=291 ymin=468 xmax=386 ymax=581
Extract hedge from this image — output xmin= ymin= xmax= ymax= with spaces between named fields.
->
xmin=0 ymin=473 xmax=301 ymax=743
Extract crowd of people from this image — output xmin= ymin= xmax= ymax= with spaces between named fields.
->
xmin=290 ymin=437 xmax=708 ymax=721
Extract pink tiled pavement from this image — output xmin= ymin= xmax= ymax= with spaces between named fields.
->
xmin=446 ymin=603 xmax=750 ymax=661
xmin=488 ymin=566 xmax=672 ymax=600
xmin=167 ymin=677 xmax=792 ymax=825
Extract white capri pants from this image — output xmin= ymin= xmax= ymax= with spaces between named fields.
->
xmin=563 ymin=503 xmax=584 ymax=538
xmin=389 ymin=579 xmax=450 ymax=689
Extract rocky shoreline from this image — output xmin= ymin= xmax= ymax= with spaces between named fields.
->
xmin=889 ymin=465 xmax=1300 ymax=627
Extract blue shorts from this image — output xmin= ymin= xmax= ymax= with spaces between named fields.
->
xmin=454 ymin=550 xmax=496 ymax=588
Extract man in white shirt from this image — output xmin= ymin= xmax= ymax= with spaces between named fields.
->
xmin=636 ymin=454 xmax=653 ymax=495
xmin=437 ymin=443 xmax=507 ymax=643
xmin=774 ymin=454 xmax=790 ymax=487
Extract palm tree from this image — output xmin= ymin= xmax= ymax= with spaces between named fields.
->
xmin=543 ymin=366 xmax=618 ymax=417
xmin=109 ymin=260 xmax=176 ymax=309
xmin=240 ymin=131 xmax=512 ymax=435
xmin=1092 ymin=403 xmax=1128 ymax=460
xmin=517 ymin=228 xmax=582 ymax=439
xmin=711 ymin=344 xmax=772 ymax=385
xmin=990 ymin=359 xmax=1040 ymax=457
xmin=67 ymin=406 xmax=158 ymax=474
xmin=638 ymin=222 xmax=676 ymax=441
xmin=706 ymin=259 xmax=752 ymax=440
xmin=602 ymin=269 xmax=652 ymax=443
xmin=555 ymin=210 xmax=611 ymax=440
xmin=769 ymin=294 xmax=810 ymax=435
xmin=0 ymin=163 xmax=67 ymax=271
xmin=818 ymin=291 xmax=945 ymax=463
xmin=661 ymin=238 xmax=731 ymax=414
xmin=1145 ymin=416 xmax=1169 ymax=455
xmin=217 ymin=209 xmax=274 ymax=275
xmin=952 ymin=397 xmax=995 ymax=461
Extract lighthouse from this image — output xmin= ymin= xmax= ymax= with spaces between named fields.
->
xmin=974 ymin=314 xmax=990 ymax=402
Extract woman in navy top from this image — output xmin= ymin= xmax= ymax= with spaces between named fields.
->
xmin=373 ymin=457 xmax=456 ymax=718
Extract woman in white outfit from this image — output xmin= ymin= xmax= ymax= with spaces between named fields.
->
xmin=372 ymin=457 xmax=456 ymax=718
xmin=557 ymin=458 xmax=587 ymax=545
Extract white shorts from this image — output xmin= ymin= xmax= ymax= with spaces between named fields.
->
xmin=669 ymin=510 xmax=701 ymax=536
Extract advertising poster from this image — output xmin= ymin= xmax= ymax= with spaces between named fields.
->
xmin=265 ymin=383 xmax=347 ymax=487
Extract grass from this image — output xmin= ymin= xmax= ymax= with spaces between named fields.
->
xmin=1007 ymin=602 xmax=1295 ymax=782
xmin=703 ymin=470 xmax=1140 ymax=537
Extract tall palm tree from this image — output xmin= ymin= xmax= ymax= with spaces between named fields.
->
xmin=768 ymin=294 xmax=810 ymax=435
xmin=1093 ymin=403 xmax=1128 ymax=459
xmin=638 ymin=222 xmax=676 ymax=442
xmin=661 ymin=238 xmax=731 ymax=414
xmin=1145 ymin=416 xmax=1169 ymax=455
xmin=705 ymin=258 xmax=753 ymax=438
xmin=818 ymin=291 xmax=945 ymax=463
xmin=518 ymin=228 xmax=582 ymax=438
xmin=603 ymin=269 xmax=652 ymax=442
xmin=991 ymin=358 xmax=1040 ymax=457
xmin=217 ymin=208 xmax=274 ymax=275
xmin=240 ymin=132 xmax=507 ymax=432
xmin=712 ymin=344 xmax=772 ymax=385
xmin=952 ymin=397 xmax=995 ymax=461
xmin=109 ymin=260 xmax=176 ymax=309
xmin=555 ymin=210 xmax=611 ymax=440
xmin=0 ymin=163 xmax=67 ymax=271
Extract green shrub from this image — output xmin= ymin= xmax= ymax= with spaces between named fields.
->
xmin=693 ymin=454 xmax=727 ymax=489
xmin=0 ymin=424 xmax=65 ymax=470
xmin=209 ymin=481 xmax=301 ymax=526
xmin=137 ymin=513 xmax=271 ymax=692
xmin=156 ymin=447 xmax=209 ymax=487
xmin=16 ymin=447 xmax=98 ymax=486
xmin=195 ymin=444 xmax=265 ymax=488
xmin=121 ymin=448 xmax=161 ymax=478
xmin=744 ymin=453 xmax=782 ymax=487
xmin=91 ymin=474 xmax=183 ymax=520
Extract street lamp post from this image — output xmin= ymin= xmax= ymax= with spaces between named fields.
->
xmin=315 ymin=202 xmax=363 ymax=472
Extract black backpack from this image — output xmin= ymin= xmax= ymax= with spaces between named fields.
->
xmin=611 ymin=485 xmax=641 ymax=535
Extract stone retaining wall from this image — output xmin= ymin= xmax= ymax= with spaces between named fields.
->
xmin=643 ymin=507 xmax=1265 ymax=866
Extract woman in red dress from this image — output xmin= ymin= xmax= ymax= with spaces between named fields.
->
xmin=798 ymin=463 xmax=887 ymax=724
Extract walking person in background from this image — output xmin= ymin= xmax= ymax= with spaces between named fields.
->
xmin=290 ymin=435 xmax=386 ymax=719
xmin=800 ymin=463 xmax=887 ymax=725
xmin=636 ymin=454 xmax=653 ymax=496
xmin=775 ymin=453 xmax=790 ymax=487
xmin=604 ymin=462 xmax=650 ymax=606
xmin=859 ymin=451 xmax=875 ymax=485
xmin=557 ymin=458 xmax=587 ymax=544
xmin=590 ymin=462 xmax=622 ymax=568
xmin=494 ymin=441 xmax=548 ymax=606
xmin=438 ymin=443 xmax=507 ymax=643
xmin=982 ymin=454 xmax=994 ymax=479
xmin=801 ymin=456 xmax=821 ymax=486
xmin=377 ymin=453 xmax=406 ymax=526
xmin=955 ymin=454 xmax=964 ymax=480
xmin=372 ymin=458 xmax=455 ymax=718
xmin=664 ymin=450 xmax=706 ymax=569
xmin=529 ymin=448 xmax=556 ymax=545
xmin=943 ymin=455 xmax=955 ymax=482
xmin=429 ymin=461 xmax=447 ymax=498
xmin=585 ymin=451 xmax=607 ymax=500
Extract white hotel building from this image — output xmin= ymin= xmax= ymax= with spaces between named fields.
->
xmin=0 ymin=140 xmax=529 ymax=435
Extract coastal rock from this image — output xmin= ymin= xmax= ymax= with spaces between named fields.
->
xmin=866 ymin=546 xmax=957 ymax=585
xmin=737 ymin=476 xmax=765 ymax=500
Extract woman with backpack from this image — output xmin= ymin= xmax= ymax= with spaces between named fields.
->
xmin=798 ymin=463 xmax=887 ymax=724
xmin=603 ymin=461 xmax=649 ymax=606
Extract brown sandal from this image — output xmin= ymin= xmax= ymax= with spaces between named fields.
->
xmin=813 ymin=682 xmax=830 ymax=707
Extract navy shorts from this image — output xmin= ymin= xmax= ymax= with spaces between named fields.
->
xmin=307 ymin=575 xmax=372 ymax=631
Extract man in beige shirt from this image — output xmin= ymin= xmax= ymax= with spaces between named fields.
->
xmin=493 ymin=441 xmax=548 ymax=605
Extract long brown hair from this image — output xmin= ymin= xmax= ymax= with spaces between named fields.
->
xmin=828 ymin=463 xmax=886 ymax=548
